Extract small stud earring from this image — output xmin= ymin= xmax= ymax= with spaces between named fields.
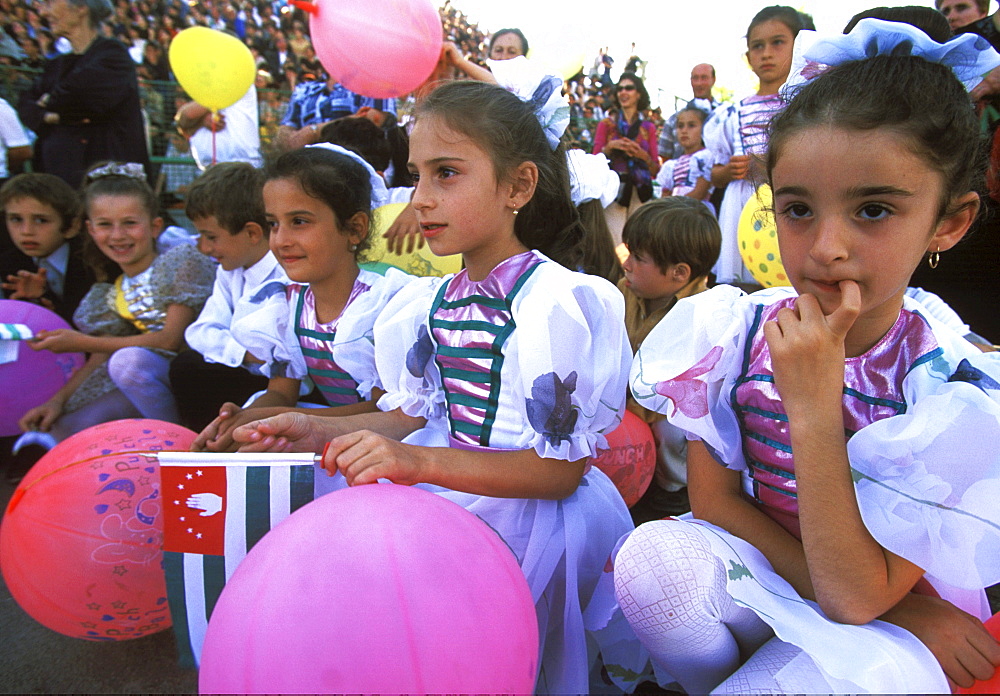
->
xmin=512 ymin=208 xmax=519 ymax=216
xmin=350 ymin=243 xmax=358 ymax=252
xmin=928 ymin=247 xmax=940 ymax=269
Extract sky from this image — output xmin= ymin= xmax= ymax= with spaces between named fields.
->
xmin=449 ymin=0 xmax=994 ymax=110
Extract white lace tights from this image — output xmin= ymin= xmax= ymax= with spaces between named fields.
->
xmin=614 ymin=520 xmax=827 ymax=694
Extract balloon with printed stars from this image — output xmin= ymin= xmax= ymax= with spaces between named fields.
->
xmin=0 ymin=419 xmax=196 ymax=640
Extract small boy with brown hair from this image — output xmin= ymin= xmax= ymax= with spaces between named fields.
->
xmin=619 ymin=196 xmax=721 ymax=523
xmin=0 ymin=173 xmax=98 ymax=324
xmin=168 ymin=162 xmax=288 ymax=431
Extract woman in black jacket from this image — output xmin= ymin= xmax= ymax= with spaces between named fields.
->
xmin=18 ymin=0 xmax=148 ymax=188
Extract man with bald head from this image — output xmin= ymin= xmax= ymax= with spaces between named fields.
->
xmin=658 ymin=63 xmax=721 ymax=162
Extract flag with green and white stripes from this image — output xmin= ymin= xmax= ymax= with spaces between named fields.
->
xmin=159 ymin=453 xmax=327 ymax=667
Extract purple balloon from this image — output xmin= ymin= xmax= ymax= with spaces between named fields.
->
xmin=0 ymin=299 xmax=85 ymax=436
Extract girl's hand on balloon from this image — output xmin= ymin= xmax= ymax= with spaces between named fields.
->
xmin=384 ymin=202 xmax=423 ymax=255
xmin=322 ymin=430 xmax=426 ymax=486
xmin=763 ymin=280 xmax=861 ymax=419
xmin=18 ymin=397 xmax=64 ymax=433
xmin=881 ymin=594 xmax=1000 ymax=691
xmin=29 ymin=328 xmax=88 ymax=353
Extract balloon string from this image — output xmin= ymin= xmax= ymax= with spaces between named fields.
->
xmin=211 ymin=111 xmax=217 ymax=166
xmin=5 ymin=449 xmax=184 ymax=516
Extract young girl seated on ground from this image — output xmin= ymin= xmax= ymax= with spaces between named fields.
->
xmin=618 ymin=20 xmax=1000 ymax=694
xmin=19 ymin=162 xmax=214 ymax=441
xmin=232 ymin=80 xmax=646 ymax=694
xmin=192 ymin=146 xmax=412 ymax=452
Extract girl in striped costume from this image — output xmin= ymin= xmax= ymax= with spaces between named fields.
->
xmin=194 ymin=146 xmax=410 ymax=452
xmin=705 ymin=6 xmax=802 ymax=284
xmin=233 ymin=81 xmax=646 ymax=693
xmin=618 ymin=24 xmax=1000 ymax=694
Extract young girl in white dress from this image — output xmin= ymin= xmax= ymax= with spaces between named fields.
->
xmin=706 ymin=5 xmax=802 ymax=284
xmin=617 ymin=22 xmax=1000 ymax=694
xmin=233 ymin=79 xmax=644 ymax=693
xmin=19 ymin=162 xmax=214 ymax=440
xmin=656 ymin=106 xmax=715 ymax=213
xmin=192 ymin=146 xmax=411 ymax=452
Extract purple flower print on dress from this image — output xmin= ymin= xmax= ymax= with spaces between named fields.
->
xmin=526 ymin=371 xmax=579 ymax=446
xmin=948 ymin=359 xmax=1000 ymax=392
xmin=653 ymin=345 xmax=723 ymax=418
xmin=406 ymin=324 xmax=434 ymax=378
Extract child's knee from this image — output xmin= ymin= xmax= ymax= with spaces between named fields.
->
xmin=614 ymin=520 xmax=724 ymax=621
xmin=107 ymin=347 xmax=162 ymax=390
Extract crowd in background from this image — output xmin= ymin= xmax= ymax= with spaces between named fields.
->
xmin=0 ymin=0 xmax=671 ymax=197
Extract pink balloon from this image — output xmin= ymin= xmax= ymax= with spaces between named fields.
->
xmin=957 ymin=612 xmax=1000 ymax=694
xmin=308 ymin=0 xmax=442 ymax=98
xmin=199 ymin=484 xmax=539 ymax=693
xmin=0 ymin=299 xmax=85 ymax=436
xmin=590 ymin=410 xmax=656 ymax=507
xmin=0 ymin=419 xmax=196 ymax=640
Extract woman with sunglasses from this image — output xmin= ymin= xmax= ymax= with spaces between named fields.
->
xmin=593 ymin=72 xmax=659 ymax=244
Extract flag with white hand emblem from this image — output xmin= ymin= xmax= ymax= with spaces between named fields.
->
xmin=159 ymin=453 xmax=324 ymax=667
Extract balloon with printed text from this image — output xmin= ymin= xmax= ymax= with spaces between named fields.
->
xmin=0 ymin=419 xmax=196 ymax=640
xmin=589 ymin=409 xmax=655 ymax=507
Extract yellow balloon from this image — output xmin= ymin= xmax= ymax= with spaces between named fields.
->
xmin=361 ymin=203 xmax=463 ymax=278
xmin=737 ymin=185 xmax=791 ymax=288
xmin=168 ymin=27 xmax=256 ymax=111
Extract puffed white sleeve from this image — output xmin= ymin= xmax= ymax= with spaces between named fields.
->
xmin=704 ymin=102 xmax=737 ymax=166
xmin=629 ymin=284 xmax=780 ymax=471
xmin=231 ymin=281 xmax=306 ymax=380
xmin=850 ymin=333 xmax=1000 ymax=592
xmin=184 ymin=266 xmax=240 ymax=365
xmin=511 ymin=268 xmax=631 ymax=461
xmin=373 ymin=274 xmax=447 ymax=420
xmin=332 ymin=268 xmax=413 ymax=400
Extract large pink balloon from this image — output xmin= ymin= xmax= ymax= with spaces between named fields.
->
xmin=0 ymin=299 xmax=84 ymax=436
xmin=0 ymin=419 xmax=196 ymax=640
xmin=308 ymin=0 xmax=442 ymax=98
xmin=199 ymin=484 xmax=539 ymax=693
xmin=590 ymin=410 xmax=656 ymax=507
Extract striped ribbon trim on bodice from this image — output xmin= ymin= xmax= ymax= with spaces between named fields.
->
xmin=428 ymin=253 xmax=542 ymax=448
xmin=731 ymin=299 xmax=942 ymax=539
xmin=293 ymin=283 xmax=366 ymax=406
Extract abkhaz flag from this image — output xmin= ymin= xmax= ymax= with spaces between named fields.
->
xmin=159 ymin=453 xmax=323 ymax=667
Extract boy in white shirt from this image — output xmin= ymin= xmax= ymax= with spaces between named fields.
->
xmin=168 ymin=162 xmax=288 ymax=430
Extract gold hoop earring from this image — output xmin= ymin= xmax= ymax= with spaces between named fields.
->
xmin=928 ymin=247 xmax=940 ymax=269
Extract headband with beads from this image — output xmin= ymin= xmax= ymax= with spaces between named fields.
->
xmin=84 ymin=161 xmax=147 ymax=184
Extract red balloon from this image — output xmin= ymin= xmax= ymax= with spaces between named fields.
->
xmin=0 ymin=419 xmax=196 ymax=640
xmin=307 ymin=0 xmax=442 ymax=98
xmin=199 ymin=484 xmax=539 ymax=693
xmin=590 ymin=410 xmax=656 ymax=507
xmin=957 ymin=612 xmax=1000 ymax=694
xmin=0 ymin=299 xmax=85 ymax=436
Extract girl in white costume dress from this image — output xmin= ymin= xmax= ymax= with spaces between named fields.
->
xmin=233 ymin=80 xmax=645 ymax=693
xmin=617 ymin=21 xmax=1000 ymax=694
xmin=706 ymin=6 xmax=802 ymax=284
xmin=192 ymin=145 xmax=411 ymax=453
